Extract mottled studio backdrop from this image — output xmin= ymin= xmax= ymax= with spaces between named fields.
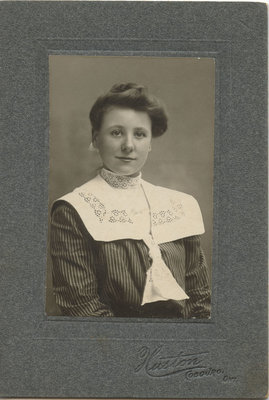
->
xmin=46 ymin=56 xmax=215 ymax=315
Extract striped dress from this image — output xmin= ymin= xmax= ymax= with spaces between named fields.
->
xmin=50 ymin=201 xmax=211 ymax=319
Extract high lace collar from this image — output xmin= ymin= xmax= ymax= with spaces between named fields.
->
xmin=99 ymin=168 xmax=142 ymax=189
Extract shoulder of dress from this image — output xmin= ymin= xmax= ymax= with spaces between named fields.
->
xmin=55 ymin=175 xmax=100 ymax=199
xmin=50 ymin=199 xmax=82 ymax=226
xmin=142 ymin=181 xmax=204 ymax=242
xmin=51 ymin=175 xmax=100 ymax=213
xmin=142 ymin=180 xmax=201 ymax=209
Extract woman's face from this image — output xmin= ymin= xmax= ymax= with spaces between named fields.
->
xmin=93 ymin=107 xmax=152 ymax=176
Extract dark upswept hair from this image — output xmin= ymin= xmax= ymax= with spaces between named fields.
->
xmin=89 ymin=83 xmax=168 ymax=137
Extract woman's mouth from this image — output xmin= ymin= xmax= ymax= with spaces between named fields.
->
xmin=116 ymin=156 xmax=136 ymax=162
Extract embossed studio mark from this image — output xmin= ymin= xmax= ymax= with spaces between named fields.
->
xmin=135 ymin=346 xmax=238 ymax=383
xmin=135 ymin=345 xmax=208 ymax=377
xmin=185 ymin=368 xmax=238 ymax=383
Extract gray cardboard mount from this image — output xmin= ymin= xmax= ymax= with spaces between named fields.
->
xmin=0 ymin=1 xmax=268 ymax=398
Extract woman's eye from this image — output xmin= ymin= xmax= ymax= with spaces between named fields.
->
xmin=111 ymin=129 xmax=122 ymax=137
xmin=135 ymin=131 xmax=147 ymax=138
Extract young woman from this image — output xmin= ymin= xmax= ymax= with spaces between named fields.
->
xmin=50 ymin=82 xmax=211 ymax=318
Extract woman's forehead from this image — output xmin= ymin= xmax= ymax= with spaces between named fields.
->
xmin=101 ymin=106 xmax=152 ymax=129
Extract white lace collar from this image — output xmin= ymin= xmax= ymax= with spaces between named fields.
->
xmin=99 ymin=168 xmax=142 ymax=189
xmin=56 ymin=174 xmax=205 ymax=244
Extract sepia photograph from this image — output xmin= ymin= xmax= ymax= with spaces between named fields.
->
xmin=46 ymin=56 xmax=215 ymax=319
xmin=1 ymin=2 xmax=267 ymax=398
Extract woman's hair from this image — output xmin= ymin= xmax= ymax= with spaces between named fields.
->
xmin=89 ymin=83 xmax=168 ymax=137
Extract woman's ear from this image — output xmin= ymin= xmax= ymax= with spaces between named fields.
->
xmin=89 ymin=131 xmax=99 ymax=153
xmin=92 ymin=131 xmax=99 ymax=149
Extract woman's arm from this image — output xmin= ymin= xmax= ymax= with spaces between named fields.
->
xmin=50 ymin=202 xmax=114 ymax=317
xmin=183 ymin=235 xmax=211 ymax=318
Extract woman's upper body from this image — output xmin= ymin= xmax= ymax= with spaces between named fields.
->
xmin=50 ymin=168 xmax=211 ymax=318
xmin=50 ymin=82 xmax=211 ymax=318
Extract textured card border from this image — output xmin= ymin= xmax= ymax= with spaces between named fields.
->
xmin=0 ymin=2 xmax=267 ymax=398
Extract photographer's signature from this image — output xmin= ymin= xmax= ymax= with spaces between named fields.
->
xmin=135 ymin=345 xmax=238 ymax=383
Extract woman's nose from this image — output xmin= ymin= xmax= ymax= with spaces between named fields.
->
xmin=121 ymin=135 xmax=134 ymax=153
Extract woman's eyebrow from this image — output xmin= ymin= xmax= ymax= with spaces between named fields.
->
xmin=107 ymin=125 xmax=149 ymax=130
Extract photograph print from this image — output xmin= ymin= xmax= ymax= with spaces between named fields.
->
xmin=46 ymin=55 xmax=215 ymax=319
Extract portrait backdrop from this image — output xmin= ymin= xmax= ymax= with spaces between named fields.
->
xmin=46 ymin=55 xmax=215 ymax=315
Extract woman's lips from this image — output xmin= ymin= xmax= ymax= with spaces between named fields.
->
xmin=116 ymin=156 xmax=136 ymax=162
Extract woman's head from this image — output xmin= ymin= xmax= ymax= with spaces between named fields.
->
xmin=89 ymin=83 xmax=168 ymax=138
xmin=89 ymin=83 xmax=168 ymax=176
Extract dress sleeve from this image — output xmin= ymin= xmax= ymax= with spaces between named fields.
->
xmin=50 ymin=202 xmax=114 ymax=317
xmin=183 ymin=235 xmax=211 ymax=318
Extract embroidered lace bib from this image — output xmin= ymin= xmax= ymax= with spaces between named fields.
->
xmin=55 ymin=169 xmax=205 ymax=305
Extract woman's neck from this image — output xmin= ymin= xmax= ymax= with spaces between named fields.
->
xmin=99 ymin=167 xmax=142 ymax=189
